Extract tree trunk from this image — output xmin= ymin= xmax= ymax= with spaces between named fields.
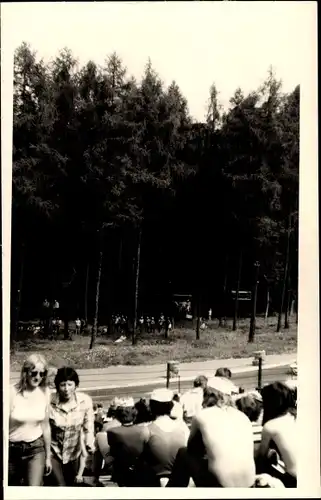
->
xmin=133 ymin=227 xmax=142 ymax=346
xmin=284 ymin=262 xmax=292 ymax=329
xmin=284 ymin=288 xmax=291 ymax=329
xmin=284 ymin=269 xmax=291 ymax=329
xmin=277 ymin=214 xmax=291 ymax=332
xmin=218 ymin=254 xmax=228 ymax=328
xmin=164 ymin=322 xmax=169 ymax=339
xmin=289 ymin=296 xmax=295 ymax=317
xmin=118 ymin=235 xmax=123 ymax=272
xmin=63 ymin=318 xmax=70 ymax=340
xmin=11 ymin=242 xmax=25 ymax=347
xmin=248 ymin=262 xmax=260 ymax=343
xmin=196 ymin=291 xmax=201 ymax=340
xmin=233 ymin=251 xmax=242 ymax=331
xmin=84 ymin=263 xmax=89 ymax=326
xmin=264 ymin=287 xmax=270 ymax=323
xmin=90 ymin=237 xmax=104 ymax=350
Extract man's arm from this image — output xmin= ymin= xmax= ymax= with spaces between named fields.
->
xmin=258 ymin=425 xmax=273 ymax=457
xmin=256 ymin=424 xmax=274 ymax=473
xmin=187 ymin=415 xmax=200 ymax=450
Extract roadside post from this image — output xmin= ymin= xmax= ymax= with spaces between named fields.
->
xmin=257 ymin=356 xmax=262 ymax=391
xmin=166 ymin=360 xmax=179 ymax=389
xmin=252 ymin=350 xmax=265 ymax=391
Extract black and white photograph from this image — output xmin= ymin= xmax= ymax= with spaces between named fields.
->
xmin=1 ymin=1 xmax=319 ymax=496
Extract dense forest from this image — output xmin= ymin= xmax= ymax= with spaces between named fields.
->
xmin=11 ymin=42 xmax=299 ymax=346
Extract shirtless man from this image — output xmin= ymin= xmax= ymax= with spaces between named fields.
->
xmin=168 ymin=387 xmax=256 ymax=488
xmin=257 ymin=382 xmax=297 ymax=487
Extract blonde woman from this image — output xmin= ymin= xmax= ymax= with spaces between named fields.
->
xmin=9 ymin=354 xmax=52 ymax=485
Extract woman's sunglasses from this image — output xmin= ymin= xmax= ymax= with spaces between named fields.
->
xmin=30 ymin=370 xmax=47 ymax=378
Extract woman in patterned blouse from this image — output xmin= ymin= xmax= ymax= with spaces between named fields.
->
xmin=47 ymin=367 xmax=95 ymax=486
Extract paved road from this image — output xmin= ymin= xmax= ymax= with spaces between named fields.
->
xmin=10 ymin=352 xmax=296 ymax=387
xmin=10 ymin=352 xmax=296 ymax=406
xmin=84 ymin=364 xmax=293 ymax=406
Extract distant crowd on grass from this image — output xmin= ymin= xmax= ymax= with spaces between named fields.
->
xmin=8 ymin=353 xmax=297 ymax=488
xmin=20 ymin=297 xmax=216 ymax=342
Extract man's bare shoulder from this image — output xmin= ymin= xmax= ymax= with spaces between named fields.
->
xmin=264 ymin=413 xmax=295 ymax=432
xmin=194 ymin=406 xmax=222 ymax=423
xmin=262 ymin=418 xmax=279 ymax=436
xmin=198 ymin=406 xmax=252 ymax=428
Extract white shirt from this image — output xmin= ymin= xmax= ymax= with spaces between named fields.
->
xmin=170 ymin=401 xmax=184 ymax=420
xmin=180 ymin=387 xmax=204 ymax=418
xmin=9 ymin=385 xmax=50 ymax=442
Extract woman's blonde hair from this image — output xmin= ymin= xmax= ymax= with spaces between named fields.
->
xmin=15 ymin=354 xmax=49 ymax=393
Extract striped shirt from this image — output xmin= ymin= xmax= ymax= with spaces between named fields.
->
xmin=49 ymin=391 xmax=94 ymax=464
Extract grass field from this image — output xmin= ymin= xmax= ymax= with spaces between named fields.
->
xmin=9 ymin=316 xmax=297 ymax=371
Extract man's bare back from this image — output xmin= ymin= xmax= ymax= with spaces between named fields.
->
xmin=190 ymin=405 xmax=256 ymax=487
xmin=259 ymin=413 xmax=296 ymax=478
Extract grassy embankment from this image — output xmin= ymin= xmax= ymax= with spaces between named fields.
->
xmin=10 ymin=316 xmax=297 ymax=371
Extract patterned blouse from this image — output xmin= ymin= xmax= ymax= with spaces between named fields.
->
xmin=49 ymin=391 xmax=94 ymax=464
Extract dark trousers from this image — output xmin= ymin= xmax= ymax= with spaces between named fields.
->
xmin=8 ymin=436 xmax=45 ymax=486
xmin=129 ymin=460 xmax=172 ymax=487
xmin=167 ymin=447 xmax=222 ymax=487
xmin=283 ymin=472 xmax=297 ymax=488
xmin=46 ymin=455 xmax=80 ymax=486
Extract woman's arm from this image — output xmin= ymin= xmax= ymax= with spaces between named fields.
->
xmin=41 ymin=392 xmax=52 ymax=475
xmin=75 ymin=454 xmax=87 ymax=482
xmin=83 ymin=395 xmax=95 ymax=453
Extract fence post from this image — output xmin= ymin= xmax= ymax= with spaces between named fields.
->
xmin=166 ymin=363 xmax=171 ymax=389
xmin=167 ymin=361 xmax=179 ymax=389
xmin=257 ymin=356 xmax=262 ymax=391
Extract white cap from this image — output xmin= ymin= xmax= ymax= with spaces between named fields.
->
xmin=233 ymin=389 xmax=262 ymax=402
xmin=111 ymin=396 xmax=135 ymax=408
xmin=207 ymin=377 xmax=238 ymax=396
xmin=150 ymin=388 xmax=173 ymax=402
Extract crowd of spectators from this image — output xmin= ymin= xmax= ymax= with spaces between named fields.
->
xmin=8 ymin=354 xmax=297 ymax=488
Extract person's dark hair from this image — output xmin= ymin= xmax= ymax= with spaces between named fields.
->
xmin=172 ymin=393 xmax=180 ymax=403
xmin=261 ymin=382 xmax=297 ymax=425
xmin=285 ymin=383 xmax=297 ymax=406
xmin=134 ymin=398 xmax=153 ymax=424
xmin=97 ymin=403 xmax=103 ymax=409
xmin=236 ymin=394 xmax=263 ymax=422
xmin=115 ymin=406 xmax=137 ymax=425
xmin=150 ymin=399 xmax=174 ymax=418
xmin=107 ymin=406 xmax=118 ymax=419
xmin=54 ymin=366 xmax=79 ymax=391
xmin=215 ymin=367 xmax=232 ymax=379
xmin=193 ymin=375 xmax=208 ymax=389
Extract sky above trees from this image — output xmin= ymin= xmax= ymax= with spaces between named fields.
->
xmin=2 ymin=1 xmax=314 ymax=121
